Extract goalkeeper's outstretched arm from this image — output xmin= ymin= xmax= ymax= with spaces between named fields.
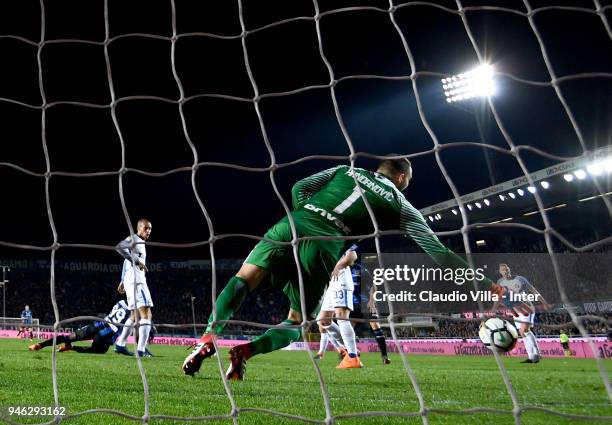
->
xmin=399 ymin=197 xmax=497 ymax=290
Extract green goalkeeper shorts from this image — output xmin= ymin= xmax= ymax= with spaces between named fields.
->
xmin=245 ymin=215 xmax=345 ymax=318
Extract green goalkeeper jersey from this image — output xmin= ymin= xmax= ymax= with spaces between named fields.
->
xmin=290 ymin=165 xmax=485 ymax=278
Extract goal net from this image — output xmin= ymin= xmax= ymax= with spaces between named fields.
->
xmin=0 ymin=0 xmax=611 ymax=424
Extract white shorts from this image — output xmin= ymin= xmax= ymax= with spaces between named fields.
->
xmin=321 ymin=267 xmax=354 ymax=312
xmin=124 ymin=282 xmax=154 ymax=310
xmin=514 ymin=313 xmax=534 ymax=327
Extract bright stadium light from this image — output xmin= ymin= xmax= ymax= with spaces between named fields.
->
xmin=517 ymin=189 xmax=525 ymax=196
xmin=563 ymin=173 xmax=574 ymax=182
xmin=475 ymin=202 xmax=482 ymax=209
xmin=428 ymin=215 xmax=434 ymax=222
xmin=451 ymin=208 xmax=458 ymax=215
xmin=435 ymin=213 xmax=442 ymax=220
xmin=483 ymin=199 xmax=490 ymax=206
xmin=574 ymin=169 xmax=587 ymax=180
xmin=540 ymin=181 xmax=550 ymax=189
xmin=587 ymin=162 xmax=603 ymax=176
xmin=508 ymin=192 xmax=516 ymax=199
xmin=442 ymin=64 xmax=496 ymax=103
xmin=527 ymin=186 xmax=537 ymax=193
xmin=585 ymin=158 xmax=612 ymax=176
xmin=467 ymin=203 xmax=473 ymax=211
xmin=499 ymin=194 xmax=506 ymax=201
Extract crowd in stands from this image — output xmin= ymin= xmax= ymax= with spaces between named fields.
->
xmin=389 ymin=312 xmax=611 ymax=339
xmin=3 ymin=261 xmax=288 ymax=335
xmin=2 ymin=233 xmax=610 ymax=338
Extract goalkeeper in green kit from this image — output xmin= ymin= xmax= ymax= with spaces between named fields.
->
xmin=182 ymin=157 xmax=503 ymax=379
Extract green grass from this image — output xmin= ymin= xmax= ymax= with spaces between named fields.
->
xmin=0 ymin=338 xmax=610 ymax=424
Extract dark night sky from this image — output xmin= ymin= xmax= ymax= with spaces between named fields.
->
xmin=0 ymin=0 xmax=611 ymax=260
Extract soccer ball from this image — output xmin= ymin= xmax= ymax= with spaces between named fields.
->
xmin=479 ymin=318 xmax=518 ymax=352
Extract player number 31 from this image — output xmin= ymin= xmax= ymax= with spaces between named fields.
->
xmin=8 ymin=406 xmax=66 ymax=416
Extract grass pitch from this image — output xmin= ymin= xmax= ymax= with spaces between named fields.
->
xmin=0 ymin=338 xmax=610 ymax=424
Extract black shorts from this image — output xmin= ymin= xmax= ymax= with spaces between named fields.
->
xmin=561 ymin=342 xmax=570 ymax=350
xmin=74 ymin=324 xmax=113 ymax=354
xmin=89 ymin=334 xmax=112 ymax=354
xmin=74 ymin=324 xmax=98 ymax=341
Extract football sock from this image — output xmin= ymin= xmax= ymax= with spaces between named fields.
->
xmin=138 ymin=319 xmax=151 ymax=353
xmin=319 ymin=332 xmax=329 ymax=353
xmin=373 ymin=328 xmax=388 ymax=356
xmin=205 ymin=276 xmax=250 ymax=334
xmin=248 ymin=320 xmax=301 ymax=357
xmin=322 ymin=322 xmax=345 ymax=350
xmin=39 ymin=335 xmax=71 ymax=348
xmin=115 ymin=317 xmax=133 ymax=347
xmin=523 ymin=332 xmax=535 ymax=360
xmin=338 ymin=319 xmax=357 ymax=358
xmin=526 ymin=331 xmax=540 ymax=358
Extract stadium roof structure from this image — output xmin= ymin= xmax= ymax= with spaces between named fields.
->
xmin=419 ymin=147 xmax=612 ymax=232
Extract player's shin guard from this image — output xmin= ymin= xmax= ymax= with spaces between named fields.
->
xmin=115 ymin=317 xmax=133 ymax=347
xmin=338 ymin=319 xmax=357 ymax=357
xmin=205 ymin=276 xmax=250 ymax=335
xmin=138 ymin=319 xmax=151 ymax=353
xmin=373 ymin=328 xmax=388 ymax=357
xmin=247 ymin=320 xmax=301 ymax=357
xmin=322 ymin=322 xmax=345 ymax=350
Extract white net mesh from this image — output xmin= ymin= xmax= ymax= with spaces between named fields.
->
xmin=0 ymin=0 xmax=611 ymax=424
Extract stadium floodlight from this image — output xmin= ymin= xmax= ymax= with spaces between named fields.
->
xmin=466 ymin=203 xmax=473 ymax=210
xmin=587 ymin=162 xmax=603 ymax=176
xmin=508 ymin=192 xmax=516 ymax=199
xmin=499 ymin=194 xmax=505 ymax=201
xmin=451 ymin=208 xmax=458 ymax=215
xmin=573 ymin=169 xmax=587 ymax=180
xmin=540 ymin=181 xmax=550 ymax=189
xmin=483 ymin=199 xmax=490 ymax=206
xmin=435 ymin=213 xmax=442 ymax=220
xmin=441 ymin=64 xmax=496 ymax=103
xmin=563 ymin=174 xmax=574 ymax=182
xmin=585 ymin=158 xmax=612 ymax=176
xmin=475 ymin=202 xmax=482 ymax=209
xmin=516 ymin=189 xmax=524 ymax=196
xmin=527 ymin=186 xmax=537 ymax=193
xmin=428 ymin=215 xmax=434 ymax=222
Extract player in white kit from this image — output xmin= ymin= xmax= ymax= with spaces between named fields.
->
xmin=497 ymin=263 xmax=548 ymax=364
xmin=113 ymin=219 xmax=153 ymax=358
xmin=316 ymin=245 xmax=362 ymax=369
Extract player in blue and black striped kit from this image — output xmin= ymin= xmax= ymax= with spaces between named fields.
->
xmin=18 ymin=305 xmax=34 ymax=340
xmin=351 ymin=254 xmax=391 ymax=365
xmin=29 ymin=300 xmax=130 ymax=354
